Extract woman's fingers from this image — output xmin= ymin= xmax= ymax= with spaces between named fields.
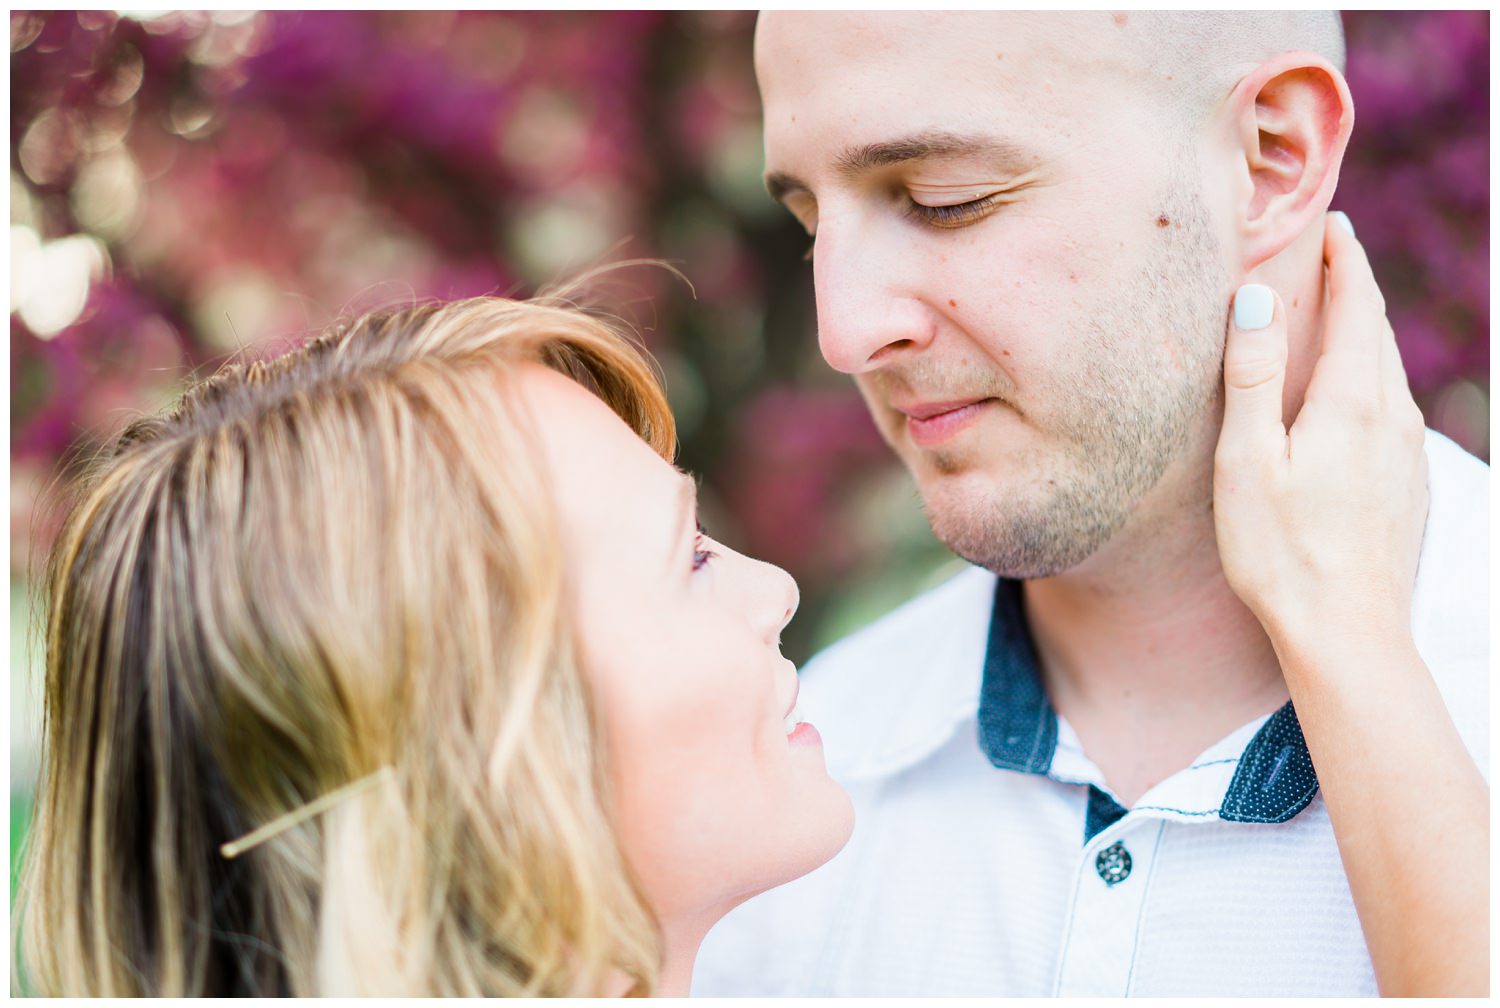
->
xmin=1321 ymin=210 xmax=1385 ymax=354
xmin=1331 ymin=214 xmax=1415 ymax=410
xmin=1320 ymin=212 xmax=1425 ymax=432
xmin=1305 ymin=212 xmax=1385 ymax=411
xmin=1215 ymin=215 xmax=1427 ymax=633
xmin=1220 ymin=282 xmax=1288 ymax=459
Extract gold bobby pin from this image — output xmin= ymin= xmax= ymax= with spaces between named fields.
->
xmin=220 ymin=767 xmax=394 ymax=860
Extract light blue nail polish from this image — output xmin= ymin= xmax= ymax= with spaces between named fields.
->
xmin=1233 ymin=284 xmax=1275 ymax=330
xmin=1330 ymin=210 xmax=1355 ymax=236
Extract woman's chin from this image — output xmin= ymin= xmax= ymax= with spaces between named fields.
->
xmin=739 ymin=782 xmax=856 ymax=906
xmin=815 ymin=784 xmax=857 ymax=866
xmin=644 ymin=779 xmax=855 ymax=947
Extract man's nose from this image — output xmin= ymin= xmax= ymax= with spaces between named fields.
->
xmin=812 ymin=222 xmax=937 ymax=374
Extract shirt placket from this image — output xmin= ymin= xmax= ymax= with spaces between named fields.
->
xmin=1051 ymin=816 xmax=1165 ymax=997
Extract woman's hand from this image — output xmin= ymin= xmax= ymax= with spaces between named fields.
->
xmin=1213 ymin=211 xmax=1428 ymax=658
xmin=1213 ymin=211 xmax=1487 ymax=998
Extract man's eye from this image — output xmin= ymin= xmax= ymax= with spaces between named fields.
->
xmin=906 ymin=193 xmax=1002 ymax=229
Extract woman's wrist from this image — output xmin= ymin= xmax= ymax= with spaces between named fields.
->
xmin=1266 ymin=615 xmax=1422 ymax=696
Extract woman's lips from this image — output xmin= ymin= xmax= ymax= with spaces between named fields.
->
xmin=787 ymin=721 xmax=822 ymax=748
xmin=901 ymin=398 xmax=992 ymax=447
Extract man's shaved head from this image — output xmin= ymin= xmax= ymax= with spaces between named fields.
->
xmin=1121 ymin=11 xmax=1346 ymax=127
xmin=1133 ymin=10 xmax=1346 ymax=72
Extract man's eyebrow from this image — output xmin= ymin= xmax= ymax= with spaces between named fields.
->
xmin=764 ymin=131 xmax=1032 ymax=202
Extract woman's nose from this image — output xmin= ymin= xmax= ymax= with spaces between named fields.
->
xmin=743 ymin=554 xmax=800 ymax=647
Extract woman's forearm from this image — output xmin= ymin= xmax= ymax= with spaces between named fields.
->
xmin=1273 ymin=631 xmax=1488 ymax=997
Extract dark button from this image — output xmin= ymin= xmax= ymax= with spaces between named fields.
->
xmin=1095 ymin=841 xmax=1132 ymax=885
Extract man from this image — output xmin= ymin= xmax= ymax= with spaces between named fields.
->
xmin=693 ymin=12 xmax=1488 ymax=996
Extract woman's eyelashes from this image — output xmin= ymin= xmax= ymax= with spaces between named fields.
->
xmin=692 ymin=524 xmax=718 ymax=572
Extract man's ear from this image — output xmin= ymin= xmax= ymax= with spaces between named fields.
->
xmin=1227 ymin=51 xmax=1353 ymax=272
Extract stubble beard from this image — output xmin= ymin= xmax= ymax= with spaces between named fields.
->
xmin=918 ymin=183 xmax=1226 ymax=580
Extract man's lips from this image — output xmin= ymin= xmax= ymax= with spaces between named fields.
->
xmin=895 ymin=398 xmax=996 ymax=447
xmin=894 ymin=398 xmax=991 ymax=421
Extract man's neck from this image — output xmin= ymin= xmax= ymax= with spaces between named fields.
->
xmin=1023 ymin=246 xmax=1333 ymax=806
xmin=1022 ymin=434 xmax=1289 ymax=807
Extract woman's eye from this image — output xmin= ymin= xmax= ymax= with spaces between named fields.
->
xmin=692 ymin=530 xmax=719 ymax=572
xmin=906 ymin=193 xmax=1001 ymax=229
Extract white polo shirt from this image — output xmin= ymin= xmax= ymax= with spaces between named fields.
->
xmin=693 ymin=430 xmax=1489 ymax=997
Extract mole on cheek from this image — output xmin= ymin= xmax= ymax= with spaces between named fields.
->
xmin=1156 ymin=215 xmax=1171 ymax=228
xmin=948 ymin=299 xmax=957 ymax=308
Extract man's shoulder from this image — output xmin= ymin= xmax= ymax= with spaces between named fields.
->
xmin=1413 ymin=428 xmax=1489 ymax=775
xmin=1425 ymin=425 xmax=1488 ymax=495
xmin=1417 ymin=428 xmax=1489 ymax=627
xmin=797 ymin=563 xmax=997 ymax=780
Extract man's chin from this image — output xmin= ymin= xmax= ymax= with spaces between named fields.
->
xmin=919 ymin=480 xmax=1122 ymax=580
xmin=940 ymin=529 xmax=1099 ymax=581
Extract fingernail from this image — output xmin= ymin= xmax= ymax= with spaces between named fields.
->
xmin=1230 ymin=283 xmax=1278 ymax=330
xmin=1233 ymin=284 xmax=1275 ymax=330
xmin=1330 ymin=210 xmax=1355 ymax=236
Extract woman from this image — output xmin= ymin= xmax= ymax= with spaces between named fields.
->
xmin=14 ymin=217 xmax=1483 ymax=995
xmin=16 ymin=292 xmax=846 ymax=997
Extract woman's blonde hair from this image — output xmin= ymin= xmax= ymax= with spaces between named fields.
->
xmin=15 ymin=295 xmax=677 ymax=996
